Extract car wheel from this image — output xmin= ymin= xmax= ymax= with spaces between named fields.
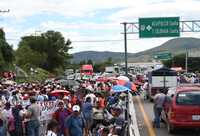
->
xmin=167 ymin=121 xmax=175 ymax=134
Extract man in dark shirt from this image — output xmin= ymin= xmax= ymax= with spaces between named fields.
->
xmin=64 ymin=105 xmax=85 ymax=136
xmin=153 ymin=91 xmax=166 ymax=128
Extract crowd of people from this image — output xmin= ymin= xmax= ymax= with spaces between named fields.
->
xmin=0 ymin=77 xmax=131 ymax=136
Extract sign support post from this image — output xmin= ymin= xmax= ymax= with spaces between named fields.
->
xmin=121 ymin=22 xmax=128 ymax=76
xmin=185 ymin=50 xmax=188 ymax=73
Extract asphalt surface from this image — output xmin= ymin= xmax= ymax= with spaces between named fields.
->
xmin=133 ymin=95 xmax=200 ymax=136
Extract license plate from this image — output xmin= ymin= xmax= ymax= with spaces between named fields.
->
xmin=192 ymin=115 xmax=200 ymax=121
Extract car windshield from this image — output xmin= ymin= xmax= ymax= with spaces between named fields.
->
xmin=176 ymin=90 xmax=200 ymax=105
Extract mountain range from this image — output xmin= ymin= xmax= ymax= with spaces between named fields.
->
xmin=71 ymin=37 xmax=200 ymax=63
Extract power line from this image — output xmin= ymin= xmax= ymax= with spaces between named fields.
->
xmin=0 ymin=9 xmax=10 ymax=13
xmin=6 ymin=38 xmax=137 ymax=42
xmin=71 ymin=39 xmax=137 ymax=43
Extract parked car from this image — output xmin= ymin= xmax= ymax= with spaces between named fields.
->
xmin=161 ymin=86 xmax=200 ymax=134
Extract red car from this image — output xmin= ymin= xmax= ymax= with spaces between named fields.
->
xmin=161 ymin=86 xmax=200 ymax=134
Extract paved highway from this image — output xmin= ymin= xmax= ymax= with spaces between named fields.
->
xmin=133 ymin=95 xmax=200 ymax=136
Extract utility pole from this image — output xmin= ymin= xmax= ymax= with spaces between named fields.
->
xmin=185 ymin=50 xmax=188 ymax=73
xmin=121 ymin=22 xmax=128 ymax=76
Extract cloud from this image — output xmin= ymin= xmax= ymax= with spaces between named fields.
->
xmin=1 ymin=0 xmax=200 ymax=54
xmin=108 ymin=0 xmax=200 ymax=22
xmin=40 ymin=21 xmax=120 ymax=31
xmin=0 ymin=0 xmax=136 ymax=20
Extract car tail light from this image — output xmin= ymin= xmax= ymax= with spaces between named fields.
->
xmin=169 ymin=112 xmax=176 ymax=119
xmin=168 ymin=107 xmax=176 ymax=120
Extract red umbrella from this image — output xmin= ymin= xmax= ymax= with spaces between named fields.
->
xmin=96 ymin=77 xmax=108 ymax=82
xmin=117 ymin=80 xmax=127 ymax=85
xmin=50 ymin=90 xmax=70 ymax=96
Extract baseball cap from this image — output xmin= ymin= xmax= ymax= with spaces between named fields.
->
xmin=63 ymin=96 xmax=69 ymax=100
xmin=72 ymin=105 xmax=80 ymax=112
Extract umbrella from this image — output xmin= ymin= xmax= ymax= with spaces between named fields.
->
xmin=124 ymin=81 xmax=137 ymax=92
xmin=111 ymin=85 xmax=131 ymax=93
xmin=50 ymin=90 xmax=70 ymax=96
xmin=117 ymin=80 xmax=127 ymax=85
xmin=96 ymin=77 xmax=109 ymax=82
xmin=117 ymin=76 xmax=130 ymax=82
xmin=2 ymin=80 xmax=16 ymax=85
xmin=86 ymin=85 xmax=94 ymax=91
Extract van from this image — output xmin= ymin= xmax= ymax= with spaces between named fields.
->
xmin=161 ymin=86 xmax=200 ymax=134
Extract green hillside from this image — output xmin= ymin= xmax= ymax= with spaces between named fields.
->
xmin=129 ymin=37 xmax=200 ymax=62
xmin=72 ymin=37 xmax=200 ymax=63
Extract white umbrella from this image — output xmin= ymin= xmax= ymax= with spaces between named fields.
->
xmin=2 ymin=80 xmax=16 ymax=85
xmin=117 ymin=76 xmax=130 ymax=82
xmin=86 ymin=85 xmax=94 ymax=91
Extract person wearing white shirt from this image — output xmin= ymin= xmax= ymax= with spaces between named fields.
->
xmin=46 ymin=119 xmax=58 ymax=136
xmin=85 ymin=93 xmax=96 ymax=106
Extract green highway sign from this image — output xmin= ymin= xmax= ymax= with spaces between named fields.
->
xmin=139 ymin=17 xmax=180 ymax=38
xmin=154 ymin=52 xmax=172 ymax=60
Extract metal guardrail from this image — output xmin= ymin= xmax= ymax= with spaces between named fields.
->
xmin=128 ymin=92 xmax=140 ymax=136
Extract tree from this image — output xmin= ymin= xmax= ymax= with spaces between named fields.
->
xmin=87 ymin=59 xmax=93 ymax=65
xmin=16 ymin=30 xmax=72 ymax=73
xmin=162 ymin=53 xmax=200 ymax=72
xmin=0 ymin=29 xmax=14 ymax=71
xmin=41 ymin=31 xmax=72 ymax=71
xmin=104 ymin=57 xmax=113 ymax=66
xmin=79 ymin=60 xmax=86 ymax=65
xmin=15 ymin=45 xmax=47 ymax=70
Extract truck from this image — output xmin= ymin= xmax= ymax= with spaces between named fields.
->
xmin=147 ymin=67 xmax=177 ymax=101
xmin=80 ymin=64 xmax=93 ymax=79
xmin=105 ymin=66 xmax=121 ymax=74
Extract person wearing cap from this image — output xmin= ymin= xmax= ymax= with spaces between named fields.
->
xmin=63 ymin=96 xmax=72 ymax=113
xmin=64 ymin=105 xmax=85 ymax=136
xmin=26 ymin=96 xmax=41 ymax=136
xmin=53 ymin=101 xmax=70 ymax=136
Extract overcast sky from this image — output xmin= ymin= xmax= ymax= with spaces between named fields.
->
xmin=1 ymin=0 xmax=200 ymax=53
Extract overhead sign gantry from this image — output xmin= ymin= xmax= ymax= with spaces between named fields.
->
xmin=121 ymin=17 xmax=200 ymax=75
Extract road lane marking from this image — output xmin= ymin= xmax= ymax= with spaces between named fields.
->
xmin=136 ymin=96 xmax=156 ymax=136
